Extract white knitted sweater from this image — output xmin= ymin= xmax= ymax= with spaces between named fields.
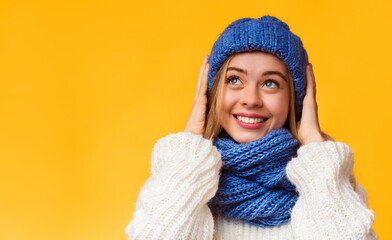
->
xmin=125 ymin=132 xmax=378 ymax=240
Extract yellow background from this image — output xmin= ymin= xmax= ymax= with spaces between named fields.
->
xmin=0 ymin=0 xmax=390 ymax=239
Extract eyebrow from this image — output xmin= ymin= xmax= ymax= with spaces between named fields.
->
xmin=227 ymin=67 xmax=288 ymax=82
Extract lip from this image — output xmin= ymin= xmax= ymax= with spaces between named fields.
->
xmin=233 ymin=114 xmax=268 ymax=129
xmin=234 ymin=112 xmax=266 ymax=118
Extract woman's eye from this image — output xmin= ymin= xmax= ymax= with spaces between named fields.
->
xmin=227 ymin=77 xmax=241 ymax=85
xmin=263 ymin=80 xmax=279 ymax=88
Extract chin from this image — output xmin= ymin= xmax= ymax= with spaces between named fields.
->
xmin=231 ymin=132 xmax=266 ymax=143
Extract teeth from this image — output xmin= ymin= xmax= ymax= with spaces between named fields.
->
xmin=236 ymin=115 xmax=263 ymax=124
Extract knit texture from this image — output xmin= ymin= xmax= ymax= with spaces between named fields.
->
xmin=207 ymin=16 xmax=308 ymax=120
xmin=286 ymin=141 xmax=378 ymax=239
xmin=125 ymin=132 xmax=222 ymax=239
xmin=125 ymin=132 xmax=378 ymax=239
xmin=209 ymin=128 xmax=299 ymax=227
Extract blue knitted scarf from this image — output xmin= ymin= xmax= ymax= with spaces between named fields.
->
xmin=209 ymin=128 xmax=299 ymax=227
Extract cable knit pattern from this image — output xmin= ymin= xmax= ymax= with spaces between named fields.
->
xmin=209 ymin=129 xmax=299 ymax=227
xmin=286 ymin=141 xmax=377 ymax=240
xmin=125 ymin=132 xmax=221 ymax=239
xmin=125 ymin=133 xmax=378 ymax=240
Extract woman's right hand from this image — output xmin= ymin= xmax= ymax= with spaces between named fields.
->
xmin=184 ymin=55 xmax=210 ymax=135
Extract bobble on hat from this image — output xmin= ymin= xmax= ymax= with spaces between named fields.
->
xmin=207 ymin=16 xmax=308 ymax=120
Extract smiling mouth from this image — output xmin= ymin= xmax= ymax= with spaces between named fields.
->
xmin=233 ymin=115 xmax=268 ymax=124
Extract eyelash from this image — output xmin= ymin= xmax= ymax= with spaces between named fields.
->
xmin=226 ymin=76 xmax=280 ymax=88
xmin=226 ymin=76 xmax=241 ymax=85
xmin=264 ymin=79 xmax=280 ymax=88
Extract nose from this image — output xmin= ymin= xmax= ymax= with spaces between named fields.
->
xmin=240 ymin=85 xmax=263 ymax=108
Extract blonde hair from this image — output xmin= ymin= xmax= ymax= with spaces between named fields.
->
xmin=203 ymin=53 xmax=300 ymax=143
xmin=203 ymin=55 xmax=233 ymax=140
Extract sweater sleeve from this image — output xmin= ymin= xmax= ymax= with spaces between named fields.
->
xmin=286 ymin=141 xmax=378 ymax=240
xmin=125 ymin=131 xmax=222 ymax=240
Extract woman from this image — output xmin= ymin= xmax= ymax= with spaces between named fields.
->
xmin=125 ymin=16 xmax=377 ymax=239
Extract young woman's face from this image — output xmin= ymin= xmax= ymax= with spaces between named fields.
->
xmin=220 ymin=51 xmax=291 ymax=143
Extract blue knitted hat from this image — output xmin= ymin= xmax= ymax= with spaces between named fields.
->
xmin=207 ymin=16 xmax=308 ymax=120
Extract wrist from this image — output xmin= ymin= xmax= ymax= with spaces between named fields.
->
xmin=301 ymin=133 xmax=325 ymax=145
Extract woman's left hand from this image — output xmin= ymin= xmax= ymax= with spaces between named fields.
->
xmin=296 ymin=63 xmax=325 ymax=145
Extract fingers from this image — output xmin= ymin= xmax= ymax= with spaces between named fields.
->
xmin=307 ymin=63 xmax=320 ymax=122
xmin=297 ymin=63 xmax=325 ymax=144
xmin=196 ymin=55 xmax=209 ymax=96
xmin=305 ymin=63 xmax=316 ymax=98
xmin=185 ymin=55 xmax=209 ymax=135
xmin=302 ymin=63 xmax=319 ymax=121
xmin=200 ymin=61 xmax=210 ymax=95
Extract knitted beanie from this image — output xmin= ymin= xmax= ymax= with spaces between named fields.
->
xmin=207 ymin=16 xmax=308 ymax=120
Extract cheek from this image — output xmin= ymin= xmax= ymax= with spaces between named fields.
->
xmin=264 ymin=93 xmax=290 ymax=123
xmin=221 ymin=90 xmax=238 ymax=125
xmin=222 ymin=90 xmax=237 ymax=113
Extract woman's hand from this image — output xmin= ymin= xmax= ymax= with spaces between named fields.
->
xmin=296 ymin=63 xmax=325 ymax=145
xmin=184 ymin=55 xmax=210 ymax=135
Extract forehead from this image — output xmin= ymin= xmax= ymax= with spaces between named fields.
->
xmin=227 ymin=51 xmax=289 ymax=75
